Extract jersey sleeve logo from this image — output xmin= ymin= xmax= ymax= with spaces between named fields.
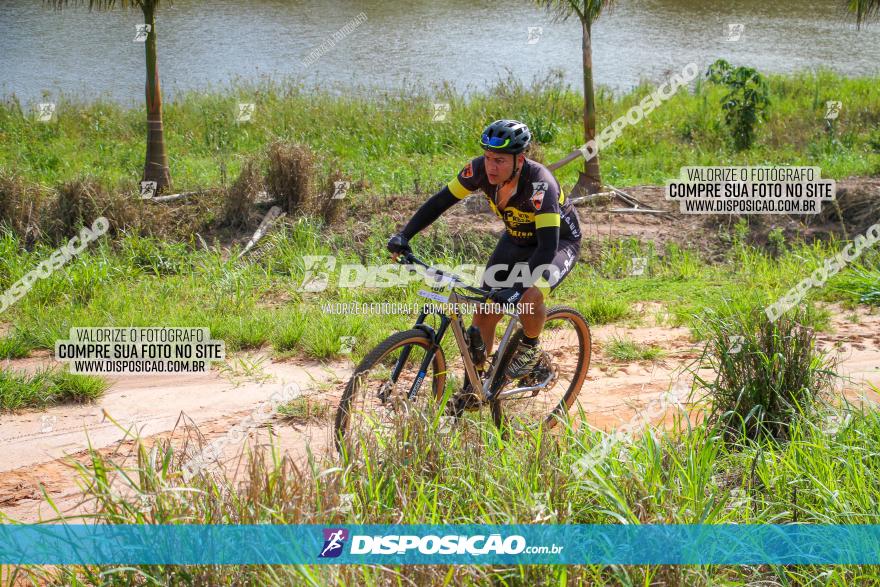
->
xmin=531 ymin=181 xmax=548 ymax=209
xmin=461 ymin=161 xmax=474 ymax=178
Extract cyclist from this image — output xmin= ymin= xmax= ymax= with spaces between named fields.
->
xmin=388 ymin=119 xmax=582 ymax=407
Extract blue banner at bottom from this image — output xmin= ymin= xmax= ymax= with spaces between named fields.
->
xmin=2 ymin=524 xmax=880 ymax=565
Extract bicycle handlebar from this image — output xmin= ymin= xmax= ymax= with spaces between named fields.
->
xmin=399 ymin=252 xmax=492 ymax=300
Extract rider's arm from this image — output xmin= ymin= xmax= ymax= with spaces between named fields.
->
xmin=493 ymin=223 xmax=559 ymax=300
xmin=520 ymin=178 xmax=563 ymax=293
xmin=521 ymin=224 xmax=559 ymax=291
xmin=400 ymin=186 xmax=460 ymax=239
xmin=399 ymin=160 xmax=480 ymax=239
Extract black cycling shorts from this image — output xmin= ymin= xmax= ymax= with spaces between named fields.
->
xmin=480 ymin=234 xmax=580 ymax=298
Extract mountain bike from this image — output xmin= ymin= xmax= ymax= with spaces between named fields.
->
xmin=333 ymin=252 xmax=592 ymax=455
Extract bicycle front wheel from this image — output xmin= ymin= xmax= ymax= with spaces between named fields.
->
xmin=490 ymin=305 xmax=591 ymax=431
xmin=333 ymin=329 xmax=449 ymax=456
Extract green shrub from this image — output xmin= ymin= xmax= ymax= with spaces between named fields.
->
xmin=604 ymin=335 xmax=666 ymax=362
xmin=692 ymin=304 xmax=837 ymax=442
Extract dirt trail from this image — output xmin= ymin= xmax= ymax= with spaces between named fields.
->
xmin=0 ymin=354 xmax=350 ymax=474
xmin=0 ymin=355 xmax=350 ymax=521
xmin=1 ymin=306 xmax=878 ymax=523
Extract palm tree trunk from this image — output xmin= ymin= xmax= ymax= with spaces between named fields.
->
xmin=852 ymin=0 xmax=880 ymax=28
xmin=575 ymin=18 xmax=602 ymax=196
xmin=142 ymin=2 xmax=171 ymax=191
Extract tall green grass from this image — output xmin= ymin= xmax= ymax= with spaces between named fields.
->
xmin=0 ymin=336 xmax=29 ymax=359
xmin=834 ymin=262 xmax=880 ymax=305
xmin=0 ymin=368 xmax=108 ymax=410
xmin=2 ymin=69 xmax=878 ymax=194
xmin=11 ymin=395 xmax=880 ymax=585
xmin=692 ymin=305 xmax=838 ymax=442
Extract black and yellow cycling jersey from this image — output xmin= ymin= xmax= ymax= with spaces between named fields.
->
xmin=447 ymin=156 xmax=582 ymax=246
xmin=400 ymin=155 xmax=582 ymax=296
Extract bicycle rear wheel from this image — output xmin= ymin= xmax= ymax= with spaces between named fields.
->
xmin=490 ymin=305 xmax=591 ymax=431
xmin=333 ymin=329 xmax=449 ymax=457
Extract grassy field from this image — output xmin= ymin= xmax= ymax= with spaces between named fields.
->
xmin=0 ymin=212 xmax=877 ymax=410
xmin=2 ymin=67 xmax=880 ymax=584
xmin=0 ymin=240 xmax=878 ymax=582
xmin=1 ymin=69 xmax=878 ymax=196
xmin=0 ymin=217 xmax=877 ymax=367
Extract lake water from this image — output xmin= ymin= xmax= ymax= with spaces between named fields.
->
xmin=1 ymin=0 xmax=879 ymax=105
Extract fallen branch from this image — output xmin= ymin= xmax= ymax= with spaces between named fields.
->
xmin=549 ymin=149 xmax=678 ymax=218
xmin=144 ymin=191 xmax=200 ymax=203
xmin=568 ymin=192 xmax=614 ymax=206
xmin=609 ymin=208 xmax=671 ymax=214
xmin=237 ymin=207 xmax=286 ymax=259
xmin=548 ymin=148 xmax=585 ymax=172
xmin=606 ymin=184 xmax=650 ymax=209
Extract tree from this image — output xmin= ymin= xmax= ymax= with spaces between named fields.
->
xmin=46 ymin=0 xmax=172 ymax=192
xmin=847 ymin=0 xmax=879 ymax=28
xmin=535 ymin=0 xmax=616 ymax=196
xmin=705 ymin=59 xmax=771 ymax=151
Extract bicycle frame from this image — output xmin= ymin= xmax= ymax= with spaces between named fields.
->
xmin=395 ymin=290 xmax=517 ymax=403
xmin=390 ymin=254 xmax=556 ymax=404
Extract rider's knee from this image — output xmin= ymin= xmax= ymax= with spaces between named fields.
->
xmin=520 ymin=287 xmax=544 ymax=312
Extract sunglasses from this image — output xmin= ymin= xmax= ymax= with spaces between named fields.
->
xmin=480 ymin=133 xmax=510 ymax=149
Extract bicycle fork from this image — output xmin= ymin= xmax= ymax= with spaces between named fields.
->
xmin=381 ymin=311 xmax=451 ymax=402
xmin=385 ymin=310 xmax=483 ymax=403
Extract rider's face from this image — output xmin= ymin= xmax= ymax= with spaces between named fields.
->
xmin=483 ymin=151 xmax=522 ymax=185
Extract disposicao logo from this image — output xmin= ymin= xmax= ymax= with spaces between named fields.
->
xmin=319 ymin=528 xmax=349 ymax=558
xmin=316 ymin=530 xmax=563 ymax=558
xmin=349 ymin=533 xmax=527 ymax=555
